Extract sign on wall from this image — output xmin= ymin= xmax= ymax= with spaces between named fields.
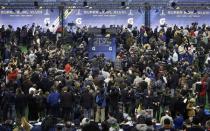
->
xmin=0 ymin=9 xmax=59 ymax=28
xmin=88 ymin=37 xmax=116 ymax=61
xmin=65 ymin=9 xmax=144 ymax=27
xmin=151 ymin=9 xmax=210 ymax=29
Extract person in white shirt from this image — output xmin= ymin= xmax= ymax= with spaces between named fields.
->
xmin=28 ymin=51 xmax=37 ymax=65
xmin=172 ymin=49 xmax=178 ymax=63
xmin=160 ymin=111 xmax=173 ymax=127
xmin=133 ymin=75 xmax=142 ymax=87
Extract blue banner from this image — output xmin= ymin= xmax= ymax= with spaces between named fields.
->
xmin=151 ymin=9 xmax=210 ymax=28
xmin=88 ymin=36 xmax=116 ymax=61
xmin=0 ymin=9 xmax=59 ymax=28
xmin=65 ymin=9 xmax=144 ymax=27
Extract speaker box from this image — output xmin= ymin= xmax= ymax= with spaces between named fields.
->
xmin=34 ymin=1 xmax=38 ymax=7
xmin=101 ymin=28 xmax=106 ymax=35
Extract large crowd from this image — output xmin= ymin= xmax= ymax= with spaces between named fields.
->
xmin=0 ymin=22 xmax=210 ymax=131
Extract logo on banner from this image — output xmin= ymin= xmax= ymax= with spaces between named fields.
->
xmin=159 ymin=18 xmax=166 ymax=25
xmin=76 ymin=18 xmax=82 ymax=25
xmin=109 ymin=47 xmax=112 ymax=51
xmin=128 ymin=18 xmax=134 ymax=25
xmin=44 ymin=18 xmax=51 ymax=24
xmin=128 ymin=10 xmax=133 ymax=16
xmin=76 ymin=9 xmax=81 ymax=15
xmin=92 ymin=47 xmax=96 ymax=51
xmin=44 ymin=9 xmax=50 ymax=15
xmin=160 ymin=10 xmax=166 ymax=16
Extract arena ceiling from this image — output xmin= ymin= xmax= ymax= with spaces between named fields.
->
xmin=0 ymin=0 xmax=209 ymax=9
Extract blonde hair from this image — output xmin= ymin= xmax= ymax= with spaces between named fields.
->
xmin=21 ymin=117 xmax=32 ymax=131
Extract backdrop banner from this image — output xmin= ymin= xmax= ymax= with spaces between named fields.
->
xmin=88 ymin=36 xmax=116 ymax=61
xmin=151 ymin=9 xmax=210 ymax=29
xmin=65 ymin=9 xmax=144 ymax=28
xmin=0 ymin=9 xmax=59 ymax=28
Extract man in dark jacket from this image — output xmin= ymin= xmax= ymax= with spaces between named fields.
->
xmin=47 ymin=89 xmax=60 ymax=117
xmin=15 ymin=88 xmax=27 ymax=119
xmin=81 ymin=88 xmax=94 ymax=119
xmin=60 ymin=87 xmax=74 ymax=121
xmin=1 ymin=89 xmax=14 ymax=121
xmin=108 ymin=88 xmax=120 ymax=115
xmin=186 ymin=117 xmax=205 ymax=131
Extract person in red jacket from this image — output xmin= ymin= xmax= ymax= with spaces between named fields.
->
xmin=7 ymin=67 xmax=18 ymax=81
xmin=64 ymin=63 xmax=71 ymax=74
xmin=198 ymin=74 xmax=208 ymax=106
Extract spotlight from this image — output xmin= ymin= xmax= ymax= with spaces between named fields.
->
xmin=121 ymin=2 xmax=125 ymax=7
xmin=1 ymin=6 xmax=5 ymax=9
xmin=83 ymin=1 xmax=88 ymax=7
xmin=34 ymin=1 xmax=38 ymax=7
xmin=171 ymin=2 xmax=177 ymax=9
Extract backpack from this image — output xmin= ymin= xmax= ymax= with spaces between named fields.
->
xmin=96 ymin=95 xmax=105 ymax=107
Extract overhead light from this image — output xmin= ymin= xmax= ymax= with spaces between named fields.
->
xmin=121 ymin=2 xmax=125 ymax=7
xmin=1 ymin=6 xmax=5 ymax=9
xmin=89 ymin=6 xmax=93 ymax=9
xmin=39 ymin=6 xmax=43 ymax=9
xmin=34 ymin=1 xmax=38 ymax=7
xmin=83 ymin=1 xmax=88 ymax=7
xmin=171 ymin=1 xmax=177 ymax=9
xmin=125 ymin=6 xmax=130 ymax=9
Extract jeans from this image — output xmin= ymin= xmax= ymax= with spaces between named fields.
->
xmin=83 ymin=108 xmax=92 ymax=119
xmin=198 ymin=95 xmax=206 ymax=106
xmin=49 ymin=104 xmax=60 ymax=117
xmin=62 ymin=107 xmax=72 ymax=121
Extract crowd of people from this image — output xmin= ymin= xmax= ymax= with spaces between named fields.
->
xmin=0 ymin=22 xmax=210 ymax=131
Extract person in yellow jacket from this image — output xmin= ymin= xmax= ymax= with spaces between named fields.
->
xmin=13 ymin=117 xmax=32 ymax=131
xmin=186 ymin=98 xmax=196 ymax=122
